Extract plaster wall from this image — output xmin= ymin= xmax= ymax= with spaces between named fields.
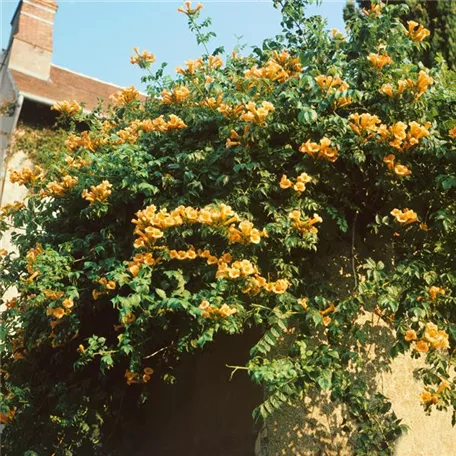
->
xmin=259 ymin=315 xmax=456 ymax=456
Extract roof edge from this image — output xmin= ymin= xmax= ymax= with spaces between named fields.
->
xmin=20 ymin=90 xmax=56 ymax=106
xmin=10 ymin=0 xmax=23 ymax=26
xmin=51 ymin=64 xmax=126 ymax=90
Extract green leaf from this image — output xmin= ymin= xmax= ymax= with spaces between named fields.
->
xmin=298 ymin=108 xmax=318 ymax=125
xmin=317 ymin=370 xmax=332 ymax=390
xmin=155 ymin=288 xmax=167 ymax=299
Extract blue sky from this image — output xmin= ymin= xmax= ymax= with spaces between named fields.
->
xmin=1 ymin=1 xmax=346 ymax=88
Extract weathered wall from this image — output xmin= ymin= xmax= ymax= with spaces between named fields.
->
xmin=255 ymin=241 xmax=456 ymax=456
xmin=0 ymin=64 xmax=17 ymax=157
xmin=258 ymin=313 xmax=456 ymax=456
xmin=0 ymin=63 xmax=25 ymax=284
xmin=0 ymin=148 xmax=31 ymax=306
xmin=111 ymin=313 xmax=455 ymax=456
xmin=382 ymin=352 xmax=455 ymax=456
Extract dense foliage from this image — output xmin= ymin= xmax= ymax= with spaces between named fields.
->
xmin=9 ymin=122 xmax=69 ymax=169
xmin=1 ymin=1 xmax=455 ymax=454
xmin=346 ymin=0 xmax=456 ymax=69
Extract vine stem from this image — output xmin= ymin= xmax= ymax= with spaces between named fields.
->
xmin=188 ymin=14 xmax=210 ymax=57
xmin=143 ymin=346 xmax=168 ymax=359
xmin=351 ymin=210 xmax=359 ymax=290
xmin=226 ymin=364 xmax=249 ymax=381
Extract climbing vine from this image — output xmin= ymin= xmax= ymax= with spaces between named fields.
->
xmin=1 ymin=1 xmax=455 ymax=454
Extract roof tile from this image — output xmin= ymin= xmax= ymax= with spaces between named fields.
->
xmin=11 ymin=65 xmax=127 ymax=110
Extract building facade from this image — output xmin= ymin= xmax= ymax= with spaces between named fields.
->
xmin=1 ymin=2 xmax=455 ymax=455
xmin=0 ymin=0 xmax=123 ymax=209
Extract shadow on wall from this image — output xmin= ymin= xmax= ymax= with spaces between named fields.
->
xmin=262 ymin=311 xmax=397 ymax=456
xmin=116 ymin=329 xmax=262 ymax=456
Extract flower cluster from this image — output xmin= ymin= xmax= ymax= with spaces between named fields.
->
xmin=65 ymin=131 xmax=107 ymax=152
xmin=331 ymin=29 xmax=346 ymax=41
xmin=177 ymin=1 xmax=203 ymax=15
xmin=315 ymin=75 xmax=351 ymax=108
xmin=51 ymin=100 xmax=81 ymax=116
xmin=214 ymin=258 xmax=290 ymax=295
xmin=280 ymin=172 xmax=312 ymax=192
xmin=82 ymin=180 xmax=113 ymax=204
xmin=198 ymin=249 xmax=231 ymax=265
xmin=9 ymin=166 xmax=44 ymax=186
xmin=380 ymin=121 xmax=431 ymax=151
xmin=43 ymin=290 xmax=65 ymax=300
xmin=379 ymin=71 xmax=434 ymax=99
xmin=225 ymin=126 xmax=250 ymax=148
xmin=406 ymin=21 xmax=431 ymax=42
xmin=217 ymin=103 xmax=244 ymax=120
xmin=128 ymin=252 xmax=161 ymax=277
xmin=242 ymin=276 xmax=291 ymax=295
xmin=239 ymin=101 xmax=275 ymax=125
xmin=41 ymin=175 xmax=78 ymax=197
xmin=65 ymin=156 xmax=91 ymax=169
xmin=0 ymin=407 xmax=16 ymax=425
xmin=319 ymin=302 xmax=336 ymax=326
xmin=420 ymin=380 xmax=450 ymax=405
xmin=350 ymin=113 xmax=431 ymax=151
xmin=383 ymin=154 xmax=411 ymax=177
xmin=289 ymin=210 xmax=323 ymax=234
xmin=362 ymin=2 xmax=383 ymax=17
xmin=176 ymin=58 xmax=203 ymax=75
xmin=429 ymin=286 xmax=445 ymax=301
xmin=207 ymin=55 xmax=224 ymax=69
xmin=161 ymin=86 xmax=191 ymax=104
xmin=299 ymin=137 xmax=338 ymax=162
xmin=390 ymin=208 xmax=418 ymax=225
xmin=125 ymin=367 xmax=154 ymax=385
xmin=216 ymin=259 xmax=258 ymax=279
xmin=227 ymin=221 xmax=267 ymax=244
xmin=349 ymin=113 xmax=381 ymax=136
xmin=244 ymin=50 xmax=302 ymax=84
xmin=23 ymin=245 xmax=43 ymax=282
xmin=130 ymin=47 xmax=156 ymax=66
xmin=449 ymin=126 xmax=456 ymax=139
xmin=46 ymin=297 xmax=74 ymax=321
xmin=110 ymin=86 xmax=140 ymax=106
xmin=10 ymin=331 xmax=27 ymax=360
xmin=315 ymin=75 xmax=348 ymax=92
xmin=367 ymin=52 xmax=392 ymax=70
xmin=0 ymin=201 xmax=25 ymax=218
xmin=198 ymin=300 xmax=237 ymax=318
xmin=115 ymin=126 xmax=139 ymax=145
xmin=92 ymin=277 xmax=117 ymax=300
xmin=26 ymin=244 xmax=43 ymax=263
xmin=199 ymin=95 xmax=223 ymax=110
xmin=132 ymin=203 xmax=240 ymax=248
xmin=168 ymin=248 xmax=198 ymax=261
xmin=168 ymin=248 xmax=231 ymax=265
xmin=405 ymin=322 xmax=450 ymax=352
xmin=133 ymin=114 xmax=188 ymax=133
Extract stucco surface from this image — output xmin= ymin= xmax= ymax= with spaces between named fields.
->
xmin=385 ymin=353 xmax=455 ymax=456
xmin=1 ymin=150 xmax=30 ymax=245
xmin=259 ymin=312 xmax=456 ymax=456
xmin=1 ymin=150 xmax=31 ymax=305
